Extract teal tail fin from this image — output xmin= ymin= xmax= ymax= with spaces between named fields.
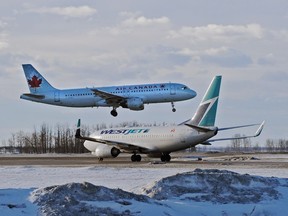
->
xmin=190 ymin=76 xmax=222 ymax=127
xmin=22 ymin=64 xmax=56 ymax=94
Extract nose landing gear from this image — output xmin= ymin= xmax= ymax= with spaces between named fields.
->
xmin=171 ymin=102 xmax=176 ymax=112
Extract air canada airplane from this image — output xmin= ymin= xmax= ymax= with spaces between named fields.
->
xmin=20 ymin=64 xmax=197 ymax=116
xmin=75 ymin=76 xmax=265 ymax=162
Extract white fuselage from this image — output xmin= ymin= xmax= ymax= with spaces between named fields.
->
xmin=84 ymin=125 xmax=217 ymax=154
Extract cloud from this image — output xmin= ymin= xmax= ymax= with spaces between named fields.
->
xmin=79 ymin=45 xmax=191 ymax=84
xmin=178 ymin=47 xmax=253 ymax=68
xmin=257 ymin=53 xmax=276 ymax=65
xmin=119 ymin=11 xmax=141 ymax=18
xmin=0 ymin=20 xmax=8 ymax=49
xmin=122 ymin=16 xmax=170 ymax=27
xmin=0 ymin=20 xmax=8 ymax=28
xmin=261 ymin=70 xmax=288 ymax=83
xmin=168 ymin=23 xmax=264 ymax=42
xmin=28 ymin=6 xmax=97 ymax=18
xmin=0 ymin=41 xmax=9 ymax=49
xmin=201 ymin=48 xmax=252 ymax=67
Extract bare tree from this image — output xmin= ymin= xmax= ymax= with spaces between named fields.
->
xmin=231 ymin=134 xmax=242 ymax=152
xmin=266 ymin=139 xmax=275 ymax=152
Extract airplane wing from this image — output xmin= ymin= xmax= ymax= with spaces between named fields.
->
xmin=75 ymin=119 xmax=151 ymax=153
xmin=91 ymin=89 xmax=125 ymax=105
xmin=202 ymin=121 xmax=265 ymax=144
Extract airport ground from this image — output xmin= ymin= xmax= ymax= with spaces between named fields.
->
xmin=0 ymin=152 xmax=287 ymax=171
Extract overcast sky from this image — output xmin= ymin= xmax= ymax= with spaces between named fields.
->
xmin=0 ymin=0 xmax=287 ymax=146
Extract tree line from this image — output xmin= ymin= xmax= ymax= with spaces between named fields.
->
xmin=1 ymin=123 xmax=287 ymax=154
xmin=197 ymin=134 xmax=288 ymax=153
xmin=227 ymin=134 xmax=288 ymax=152
xmin=0 ymin=121 xmax=164 ymax=154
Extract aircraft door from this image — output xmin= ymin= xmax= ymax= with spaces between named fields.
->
xmin=170 ymin=83 xmax=176 ymax=95
xmin=54 ymin=91 xmax=60 ymax=102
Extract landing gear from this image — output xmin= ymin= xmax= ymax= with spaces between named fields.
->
xmin=131 ymin=154 xmax=142 ymax=162
xmin=110 ymin=108 xmax=118 ymax=117
xmin=161 ymin=154 xmax=171 ymax=162
xmin=171 ymin=102 xmax=176 ymax=112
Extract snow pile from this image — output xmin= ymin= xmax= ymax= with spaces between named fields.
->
xmin=142 ymin=169 xmax=286 ymax=204
xmin=30 ymin=182 xmax=167 ymax=216
xmin=25 ymin=169 xmax=288 ymax=215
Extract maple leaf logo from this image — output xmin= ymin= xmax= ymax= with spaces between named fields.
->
xmin=28 ymin=75 xmax=42 ymax=88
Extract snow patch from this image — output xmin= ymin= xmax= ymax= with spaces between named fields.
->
xmin=142 ymin=169 xmax=286 ymax=204
xmin=2 ymin=168 xmax=288 ymax=215
xmin=30 ymin=182 xmax=167 ymax=216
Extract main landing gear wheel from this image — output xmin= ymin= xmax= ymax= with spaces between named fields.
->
xmin=131 ymin=154 xmax=142 ymax=162
xmin=110 ymin=109 xmax=118 ymax=117
xmin=161 ymin=154 xmax=171 ymax=162
xmin=171 ymin=102 xmax=176 ymax=112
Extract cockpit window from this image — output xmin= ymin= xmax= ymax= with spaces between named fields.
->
xmin=181 ymin=86 xmax=187 ymax=90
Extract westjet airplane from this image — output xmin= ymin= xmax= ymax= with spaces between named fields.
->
xmin=20 ymin=64 xmax=196 ymax=116
xmin=75 ymin=76 xmax=265 ymax=162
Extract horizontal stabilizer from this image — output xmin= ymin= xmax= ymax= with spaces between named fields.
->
xmin=184 ymin=124 xmax=216 ymax=133
xmin=21 ymin=93 xmax=45 ymax=99
xmin=200 ymin=142 xmax=212 ymax=145
xmin=207 ymin=121 xmax=265 ymax=143
xmin=218 ymin=123 xmax=260 ymax=131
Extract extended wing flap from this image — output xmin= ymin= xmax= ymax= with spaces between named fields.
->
xmin=91 ymin=89 xmax=125 ymax=105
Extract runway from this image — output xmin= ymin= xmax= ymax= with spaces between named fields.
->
xmin=1 ymin=152 xmax=287 ymax=170
xmin=1 ymin=151 xmax=288 ymax=216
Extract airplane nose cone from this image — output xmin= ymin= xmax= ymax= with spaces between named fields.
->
xmin=189 ymin=89 xmax=197 ymax=98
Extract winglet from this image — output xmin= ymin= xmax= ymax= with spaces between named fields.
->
xmin=254 ymin=121 xmax=265 ymax=137
xmin=77 ymin=119 xmax=81 ymax=128
xmin=75 ymin=119 xmax=81 ymax=138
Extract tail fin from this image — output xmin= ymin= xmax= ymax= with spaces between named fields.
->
xmin=189 ymin=76 xmax=222 ymax=127
xmin=22 ymin=64 xmax=56 ymax=94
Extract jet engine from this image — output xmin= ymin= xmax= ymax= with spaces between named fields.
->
xmin=121 ymin=98 xmax=144 ymax=110
xmin=94 ymin=145 xmax=120 ymax=158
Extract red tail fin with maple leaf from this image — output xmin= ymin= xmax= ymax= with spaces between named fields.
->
xmin=22 ymin=64 xmax=57 ymax=93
